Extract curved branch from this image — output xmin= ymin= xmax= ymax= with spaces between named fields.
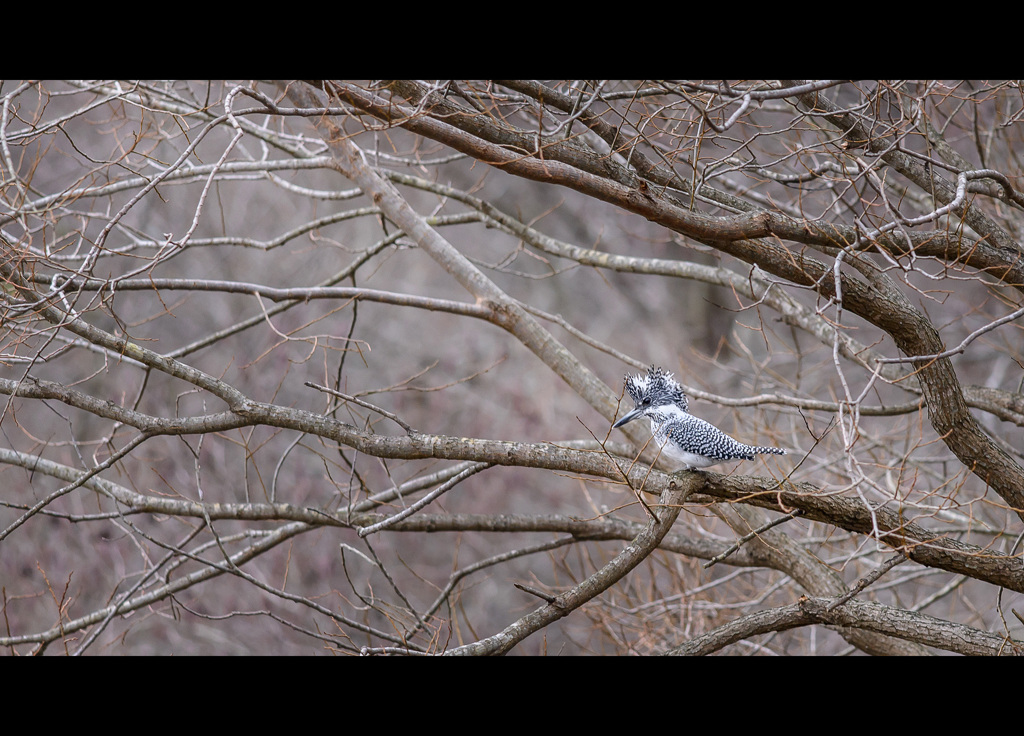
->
xmin=445 ymin=481 xmax=688 ymax=655
xmin=668 ymin=596 xmax=1022 ymax=656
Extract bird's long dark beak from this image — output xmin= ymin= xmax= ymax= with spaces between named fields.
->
xmin=613 ymin=407 xmax=644 ymax=429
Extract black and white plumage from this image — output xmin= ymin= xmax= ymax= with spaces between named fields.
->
xmin=613 ymin=365 xmax=786 ymax=470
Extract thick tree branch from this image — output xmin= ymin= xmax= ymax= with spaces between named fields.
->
xmin=668 ymin=596 xmax=1021 ymax=656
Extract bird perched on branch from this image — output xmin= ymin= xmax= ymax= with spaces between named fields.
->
xmin=613 ymin=365 xmax=786 ymax=470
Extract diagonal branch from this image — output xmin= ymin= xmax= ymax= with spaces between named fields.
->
xmin=444 ymin=480 xmax=689 ymax=655
xmin=667 ymin=596 xmax=1022 ymax=656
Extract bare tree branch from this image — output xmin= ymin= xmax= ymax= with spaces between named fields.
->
xmin=3 ymin=80 xmax=1023 ymax=655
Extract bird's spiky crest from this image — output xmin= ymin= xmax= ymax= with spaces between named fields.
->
xmin=624 ymin=365 xmax=688 ymax=413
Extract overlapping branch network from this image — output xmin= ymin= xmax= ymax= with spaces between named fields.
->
xmin=1 ymin=81 xmax=1022 ymax=655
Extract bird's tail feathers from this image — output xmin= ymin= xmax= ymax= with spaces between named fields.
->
xmin=752 ymin=446 xmax=787 ymax=456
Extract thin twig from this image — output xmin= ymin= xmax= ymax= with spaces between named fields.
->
xmin=704 ymin=510 xmax=803 ymax=568
xmin=827 ymin=552 xmax=910 ymax=611
xmin=514 ymin=583 xmax=559 ymax=604
xmin=305 ymin=380 xmax=414 ymax=434
xmin=356 ymin=463 xmax=492 ymax=537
